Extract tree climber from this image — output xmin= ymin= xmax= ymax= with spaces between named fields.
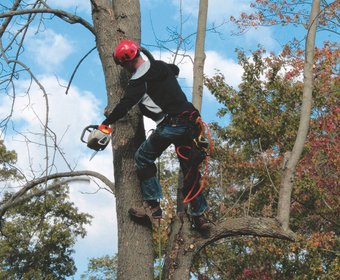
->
xmin=101 ymin=39 xmax=210 ymax=231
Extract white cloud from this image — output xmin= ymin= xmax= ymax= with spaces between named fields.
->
xmin=151 ymin=49 xmax=242 ymax=89
xmin=26 ymin=29 xmax=75 ymax=72
xmin=69 ymin=179 xmax=117 ymax=250
xmin=1 ymin=76 xmax=103 ymax=172
xmin=208 ymin=0 xmax=252 ymax=22
xmin=163 ymin=50 xmax=243 ymax=102
xmin=0 ymin=73 xmax=114 ymax=208
xmin=236 ymin=26 xmax=278 ymax=50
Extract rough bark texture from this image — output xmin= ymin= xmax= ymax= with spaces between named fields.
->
xmin=277 ymin=0 xmax=321 ymax=230
xmin=162 ymin=214 xmax=193 ymax=280
xmin=192 ymin=0 xmax=208 ymax=112
xmin=162 ymin=216 xmax=295 ymax=280
xmin=91 ymin=1 xmax=154 ymax=279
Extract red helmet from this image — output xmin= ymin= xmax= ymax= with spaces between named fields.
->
xmin=113 ymin=39 xmax=140 ymax=64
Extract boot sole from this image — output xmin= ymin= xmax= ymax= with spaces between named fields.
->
xmin=128 ymin=208 xmax=162 ymax=220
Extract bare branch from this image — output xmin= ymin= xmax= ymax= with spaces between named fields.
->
xmin=195 ymin=217 xmax=296 ymax=253
xmin=65 ymin=46 xmax=97 ymax=95
xmin=277 ymin=0 xmax=321 ymax=230
xmin=0 ymin=0 xmax=21 ymax=38
xmin=0 ymin=8 xmax=95 ymax=34
xmin=0 ymin=178 xmax=90 ymax=213
xmin=6 ymin=59 xmax=50 ymax=181
xmin=259 ymin=138 xmax=279 ymax=193
xmin=0 ymin=170 xmax=115 ymax=217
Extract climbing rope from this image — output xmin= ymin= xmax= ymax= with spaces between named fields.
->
xmin=176 ymin=117 xmax=213 ymax=204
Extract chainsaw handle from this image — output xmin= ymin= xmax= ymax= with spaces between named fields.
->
xmin=80 ymin=125 xmax=98 ymax=143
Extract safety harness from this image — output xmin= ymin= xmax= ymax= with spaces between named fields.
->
xmin=175 ymin=111 xmax=213 ymax=204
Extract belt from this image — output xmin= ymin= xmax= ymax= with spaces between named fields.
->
xmin=158 ymin=110 xmax=200 ymax=127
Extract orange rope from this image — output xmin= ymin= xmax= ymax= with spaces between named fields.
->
xmin=183 ymin=155 xmax=209 ymax=203
xmin=176 ymin=118 xmax=213 ymax=204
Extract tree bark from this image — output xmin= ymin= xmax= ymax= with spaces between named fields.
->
xmin=277 ymin=0 xmax=321 ymax=230
xmin=192 ymin=0 xmax=208 ymax=112
xmin=162 ymin=216 xmax=295 ymax=280
xmin=91 ymin=1 xmax=154 ymax=279
xmin=162 ymin=214 xmax=193 ymax=280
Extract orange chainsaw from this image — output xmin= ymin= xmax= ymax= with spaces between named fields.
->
xmin=81 ymin=124 xmax=112 ymax=160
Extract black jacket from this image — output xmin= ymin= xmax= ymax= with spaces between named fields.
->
xmin=102 ymin=59 xmax=197 ymax=125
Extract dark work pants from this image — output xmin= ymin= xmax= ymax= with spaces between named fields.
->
xmin=134 ymin=118 xmax=208 ymax=216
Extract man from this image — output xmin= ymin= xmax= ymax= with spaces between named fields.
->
xmin=102 ymin=39 xmax=209 ymax=230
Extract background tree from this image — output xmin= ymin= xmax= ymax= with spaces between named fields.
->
xmin=80 ymin=255 xmax=117 ymax=280
xmin=0 ymin=140 xmax=19 ymax=181
xmin=200 ymin=26 xmax=339 ymax=280
xmin=277 ymin=0 xmax=321 ymax=230
xmin=0 ymin=142 xmax=92 ymax=279
xmin=192 ymin=0 xmax=208 ymax=112
xmin=0 ymin=182 xmax=91 ymax=279
xmin=230 ymin=0 xmax=339 ymax=37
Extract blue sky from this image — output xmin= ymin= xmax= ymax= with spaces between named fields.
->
xmin=0 ymin=0 xmax=326 ymax=278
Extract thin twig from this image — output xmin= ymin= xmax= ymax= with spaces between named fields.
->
xmin=65 ymin=46 xmax=96 ymax=95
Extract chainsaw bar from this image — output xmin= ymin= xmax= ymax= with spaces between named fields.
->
xmin=89 ymin=151 xmax=99 ymax=161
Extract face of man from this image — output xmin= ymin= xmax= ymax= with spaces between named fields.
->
xmin=121 ymin=60 xmax=136 ymax=73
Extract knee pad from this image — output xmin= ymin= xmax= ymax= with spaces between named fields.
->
xmin=136 ymin=164 xmax=157 ymax=181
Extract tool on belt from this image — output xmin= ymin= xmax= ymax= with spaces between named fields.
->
xmin=80 ymin=124 xmax=112 ymax=160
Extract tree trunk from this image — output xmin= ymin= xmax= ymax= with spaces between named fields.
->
xmin=91 ymin=1 xmax=154 ymax=279
xmin=277 ymin=0 xmax=321 ymax=230
xmin=162 ymin=214 xmax=195 ymax=280
xmin=192 ymin=0 xmax=208 ymax=112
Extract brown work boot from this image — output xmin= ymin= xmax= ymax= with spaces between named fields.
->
xmin=192 ymin=214 xmax=211 ymax=231
xmin=128 ymin=201 xmax=162 ymax=220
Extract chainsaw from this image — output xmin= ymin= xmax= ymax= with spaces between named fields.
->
xmin=80 ymin=124 xmax=112 ymax=160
